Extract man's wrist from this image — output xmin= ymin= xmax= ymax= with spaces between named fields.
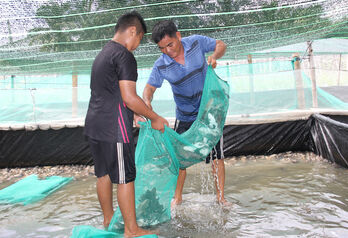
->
xmin=144 ymin=99 xmax=152 ymax=106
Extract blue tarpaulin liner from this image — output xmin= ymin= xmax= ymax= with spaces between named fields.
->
xmin=0 ymin=174 xmax=73 ymax=205
xmin=71 ymin=66 xmax=229 ymax=237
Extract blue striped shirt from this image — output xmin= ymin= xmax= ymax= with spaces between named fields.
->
xmin=148 ymin=35 xmax=216 ymax=122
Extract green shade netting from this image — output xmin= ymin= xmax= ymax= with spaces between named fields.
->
xmin=1 ymin=0 xmax=347 ymax=74
xmin=0 ymin=174 xmax=72 ymax=205
xmin=71 ymin=66 xmax=229 ymax=237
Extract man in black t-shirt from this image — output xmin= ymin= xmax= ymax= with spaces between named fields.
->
xmin=84 ymin=11 xmax=168 ymax=237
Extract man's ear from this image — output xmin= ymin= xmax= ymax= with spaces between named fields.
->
xmin=128 ymin=26 xmax=137 ymax=37
xmin=176 ymin=31 xmax=182 ymax=40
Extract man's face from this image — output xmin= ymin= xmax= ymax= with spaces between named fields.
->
xmin=128 ymin=32 xmax=144 ymax=52
xmin=157 ymin=33 xmax=182 ymax=59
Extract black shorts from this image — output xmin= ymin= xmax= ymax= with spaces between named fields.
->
xmin=173 ymin=120 xmax=224 ymax=164
xmin=87 ymin=137 xmax=136 ymax=184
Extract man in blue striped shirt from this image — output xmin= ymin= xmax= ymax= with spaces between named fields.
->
xmin=143 ymin=20 xmax=230 ymax=206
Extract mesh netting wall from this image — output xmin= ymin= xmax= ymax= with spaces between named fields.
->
xmin=0 ymin=0 xmax=347 ymax=75
xmin=1 ymin=60 xmax=348 ymax=126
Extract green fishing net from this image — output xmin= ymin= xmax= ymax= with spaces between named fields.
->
xmin=0 ymin=174 xmax=72 ymax=205
xmin=109 ymin=66 xmax=229 ymax=229
xmin=71 ymin=66 xmax=229 ymax=237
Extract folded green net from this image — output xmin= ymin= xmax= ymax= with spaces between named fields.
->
xmin=72 ymin=66 xmax=229 ymax=237
xmin=0 ymin=174 xmax=73 ymax=205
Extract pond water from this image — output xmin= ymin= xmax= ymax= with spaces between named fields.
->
xmin=0 ymin=153 xmax=347 ymax=238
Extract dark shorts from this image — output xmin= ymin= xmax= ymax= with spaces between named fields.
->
xmin=87 ymin=137 xmax=136 ymax=184
xmin=173 ymin=120 xmax=224 ymax=164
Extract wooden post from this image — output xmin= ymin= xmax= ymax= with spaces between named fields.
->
xmin=72 ymin=73 xmax=78 ymax=117
xmin=338 ymin=53 xmax=342 ymax=86
xmin=307 ymin=41 xmax=318 ymax=108
xmin=226 ymin=62 xmax=230 ymax=77
xmin=292 ymin=53 xmax=305 ymax=109
xmin=72 ymin=74 xmax=78 ymax=87
xmin=226 ymin=62 xmax=231 ymax=88
xmin=11 ymin=75 xmax=15 ymax=89
xmin=247 ymin=54 xmax=254 ymax=104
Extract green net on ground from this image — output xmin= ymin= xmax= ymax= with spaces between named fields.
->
xmin=71 ymin=226 xmax=158 ymax=238
xmin=71 ymin=66 xmax=229 ymax=237
xmin=71 ymin=226 xmax=119 ymax=238
xmin=0 ymin=174 xmax=72 ymax=205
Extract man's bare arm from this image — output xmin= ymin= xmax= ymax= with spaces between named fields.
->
xmin=208 ymin=40 xmax=227 ymax=68
xmin=142 ymin=83 xmax=157 ymax=110
xmin=119 ymin=80 xmax=167 ymax=132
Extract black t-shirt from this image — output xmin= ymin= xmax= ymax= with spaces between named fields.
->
xmin=84 ymin=41 xmax=137 ymax=143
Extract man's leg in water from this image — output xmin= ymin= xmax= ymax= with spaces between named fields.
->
xmin=117 ymin=181 xmax=157 ymax=237
xmin=172 ymin=120 xmax=191 ymax=207
xmin=212 ymin=158 xmax=231 ymax=206
xmin=171 ymin=168 xmax=186 ymax=206
xmin=96 ymin=175 xmax=114 ymax=228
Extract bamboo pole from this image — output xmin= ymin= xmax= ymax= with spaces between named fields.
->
xmin=11 ymin=75 xmax=15 ymax=89
xmin=338 ymin=53 xmax=342 ymax=86
xmin=72 ymin=74 xmax=78 ymax=87
xmin=247 ymin=54 xmax=254 ymax=104
xmin=72 ymin=73 xmax=78 ymax=117
xmin=292 ymin=53 xmax=305 ymax=109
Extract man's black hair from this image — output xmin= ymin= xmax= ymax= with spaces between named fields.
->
xmin=151 ymin=20 xmax=178 ymax=44
xmin=115 ymin=11 xmax=147 ymax=34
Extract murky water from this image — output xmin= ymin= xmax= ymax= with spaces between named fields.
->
xmin=0 ymin=153 xmax=347 ymax=238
